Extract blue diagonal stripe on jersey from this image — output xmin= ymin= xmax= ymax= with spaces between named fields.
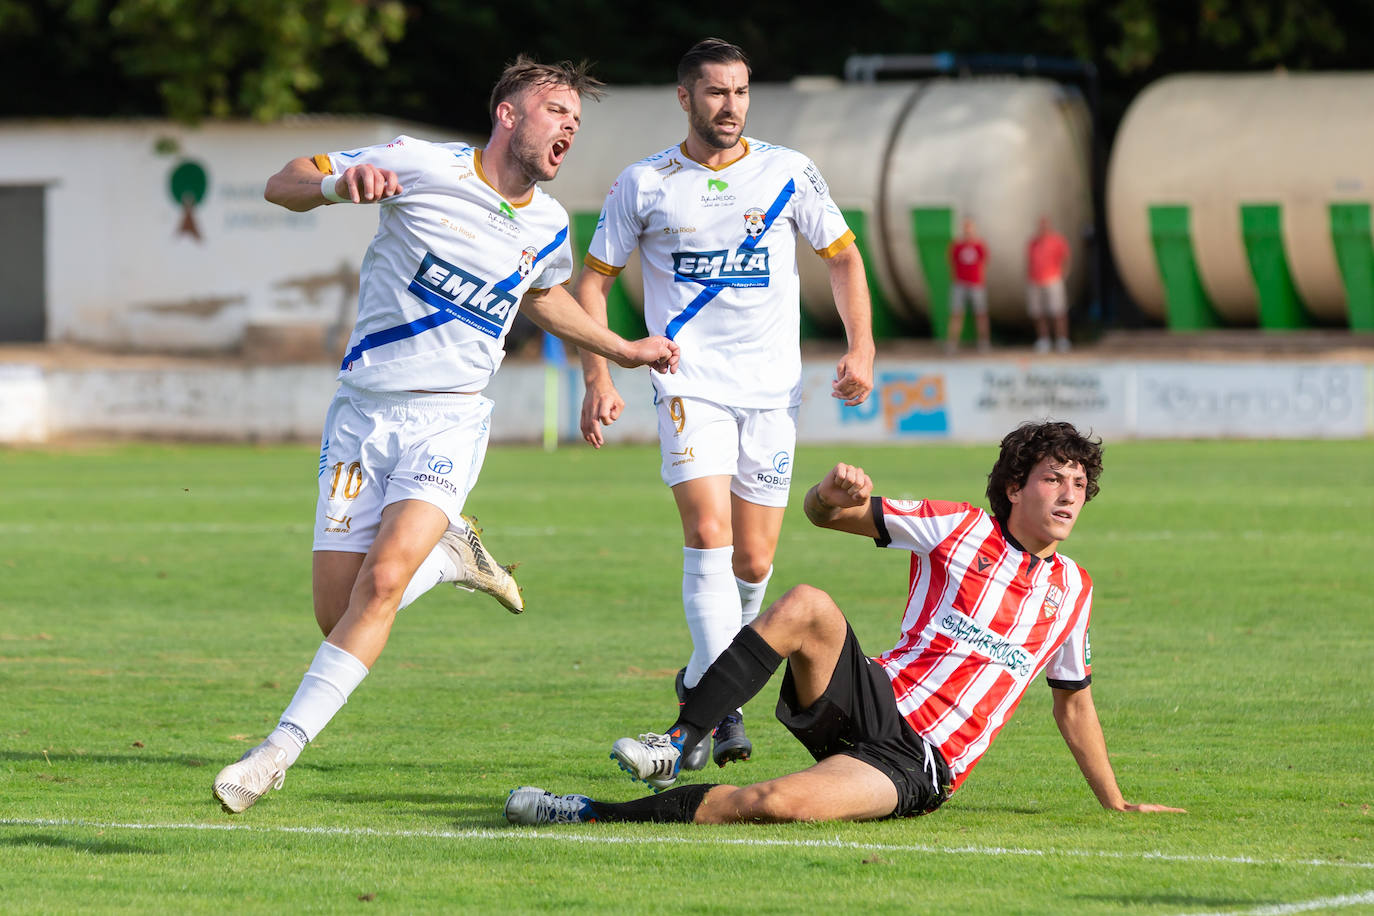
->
xmin=339 ymin=225 xmax=570 ymax=370
xmin=664 ymin=179 xmax=795 ymax=340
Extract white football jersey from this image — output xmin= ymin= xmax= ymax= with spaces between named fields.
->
xmin=586 ymin=139 xmax=853 ymax=408
xmin=322 ymin=136 xmax=574 ymax=393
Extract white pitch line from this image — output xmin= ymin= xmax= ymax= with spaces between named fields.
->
xmin=2 ymin=818 xmax=1372 ymax=872
xmin=1169 ymin=890 xmax=1374 ymax=916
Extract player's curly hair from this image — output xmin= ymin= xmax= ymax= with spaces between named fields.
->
xmin=489 ymin=55 xmax=605 ymax=124
xmin=985 ymin=421 xmax=1103 ymax=523
xmin=678 ymin=38 xmax=750 ymax=90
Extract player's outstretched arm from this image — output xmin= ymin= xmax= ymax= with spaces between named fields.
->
xmin=824 ymin=244 xmax=876 ymax=407
xmin=803 ymin=463 xmax=879 ymax=538
xmin=523 ymin=285 xmax=678 ymax=375
xmin=571 ymin=269 xmax=626 ymax=448
xmin=1051 ymin=686 xmax=1187 ymax=813
xmin=264 ymin=157 xmax=403 ymax=212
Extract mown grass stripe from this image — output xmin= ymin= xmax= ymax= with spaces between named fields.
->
xmin=3 ymin=818 xmax=1371 ymax=871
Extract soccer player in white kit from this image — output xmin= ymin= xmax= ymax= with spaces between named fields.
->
xmin=212 ymin=57 xmax=680 ymax=814
xmin=575 ymin=39 xmax=875 ymax=770
xmin=505 ymin=422 xmax=1187 ymax=826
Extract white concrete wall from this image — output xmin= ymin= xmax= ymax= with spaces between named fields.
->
xmin=1 ymin=356 xmax=1368 ymax=445
xmin=0 ymin=117 xmax=475 ymax=352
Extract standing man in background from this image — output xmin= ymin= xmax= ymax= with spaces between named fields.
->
xmin=946 ymin=216 xmax=990 ymax=353
xmin=1026 ymin=215 xmax=1071 ymax=353
xmin=574 ymin=38 xmax=875 ymax=772
xmin=212 ymin=57 xmax=679 ymax=814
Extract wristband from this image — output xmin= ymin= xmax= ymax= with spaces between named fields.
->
xmin=320 ymin=173 xmax=347 ymax=204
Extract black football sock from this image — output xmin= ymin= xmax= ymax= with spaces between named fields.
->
xmin=670 ymin=626 xmax=783 ymax=749
xmin=589 ymin=783 xmax=716 ymax=823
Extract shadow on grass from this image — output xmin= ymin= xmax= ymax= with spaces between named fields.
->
xmin=0 ymin=833 xmax=157 ymax=855
xmin=0 ymin=750 xmax=210 ymax=768
xmin=1075 ymin=894 xmax=1260 ymax=908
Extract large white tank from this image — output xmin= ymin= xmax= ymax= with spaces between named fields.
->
xmin=548 ymin=77 xmax=1093 ymax=333
xmin=1107 ymin=72 xmax=1374 ymax=324
xmin=881 ymin=78 xmax=1092 ymax=325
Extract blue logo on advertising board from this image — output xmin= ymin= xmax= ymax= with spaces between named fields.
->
xmin=840 ymin=371 xmax=949 ymax=435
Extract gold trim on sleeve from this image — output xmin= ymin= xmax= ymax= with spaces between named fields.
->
xmin=583 ymin=253 xmax=624 ymax=276
xmin=816 ymin=230 xmax=856 ymax=259
xmin=312 ymin=154 xmax=334 ymax=175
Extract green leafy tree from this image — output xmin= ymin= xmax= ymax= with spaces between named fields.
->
xmin=3 ymin=0 xmax=404 ymax=122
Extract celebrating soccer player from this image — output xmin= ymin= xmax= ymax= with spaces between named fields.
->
xmin=212 ymin=57 xmax=679 ymax=814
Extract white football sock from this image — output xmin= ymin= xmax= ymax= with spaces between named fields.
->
xmin=736 ymin=565 xmax=772 ymax=628
xmin=270 ymin=640 xmax=370 ymax=767
xmin=682 ymin=546 xmax=742 ymax=688
xmin=397 ymin=541 xmax=461 ymax=611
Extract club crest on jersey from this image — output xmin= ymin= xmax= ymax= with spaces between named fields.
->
xmin=743 ymin=207 xmax=766 ymax=238
xmin=517 ymin=246 xmax=538 ymax=277
xmin=1042 ymin=584 xmax=1065 ymax=619
xmin=407 ymin=251 xmax=516 ymax=338
xmin=671 ymin=247 xmax=770 ymax=287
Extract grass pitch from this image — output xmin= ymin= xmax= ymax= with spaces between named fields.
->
xmin=1 ymin=439 xmax=1371 ymax=913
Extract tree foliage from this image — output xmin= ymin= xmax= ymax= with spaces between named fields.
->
xmin=2 ymin=0 xmax=1370 ymax=130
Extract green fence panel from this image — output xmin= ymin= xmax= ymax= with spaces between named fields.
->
xmin=911 ymin=207 xmax=954 ymax=341
xmin=1329 ymin=202 xmax=1374 ymax=331
xmin=1240 ymin=203 xmax=1310 ymax=329
xmin=1148 ymin=205 xmax=1221 ymax=330
xmin=839 ymin=209 xmax=905 ymax=340
xmin=570 ymin=211 xmax=648 ymax=340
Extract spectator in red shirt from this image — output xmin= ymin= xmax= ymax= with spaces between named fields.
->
xmin=1026 ymin=215 xmax=1071 ymax=353
xmin=946 ymin=217 xmax=990 ymax=353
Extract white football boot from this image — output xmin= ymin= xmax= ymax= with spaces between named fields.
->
xmin=440 ymin=515 xmax=523 ymax=614
xmin=610 ymin=732 xmax=682 ymax=791
xmin=213 ymin=741 xmax=289 ymax=813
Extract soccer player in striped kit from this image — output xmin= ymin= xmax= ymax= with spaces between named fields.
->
xmin=574 ymin=38 xmax=875 ymax=772
xmin=506 ymin=421 xmax=1185 ymax=824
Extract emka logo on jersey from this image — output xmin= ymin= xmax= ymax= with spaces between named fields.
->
xmin=672 ymin=247 xmax=770 ymax=287
xmin=408 ymin=251 xmax=516 ymax=338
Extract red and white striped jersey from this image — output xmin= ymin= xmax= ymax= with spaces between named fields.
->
xmin=869 ymin=497 xmax=1093 ymax=793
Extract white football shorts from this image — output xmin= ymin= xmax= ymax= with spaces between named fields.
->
xmin=312 ymin=383 xmax=493 ymax=552
xmin=656 ymin=395 xmax=798 ymax=508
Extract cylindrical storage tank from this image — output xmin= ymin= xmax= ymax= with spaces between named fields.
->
xmin=737 ymin=81 xmax=926 ymax=331
xmin=881 ymin=77 xmax=1093 ymax=327
xmin=548 ymin=77 xmax=1093 ymax=333
xmin=547 ymin=80 xmax=920 ymax=332
xmin=1107 ymin=72 xmax=1374 ymax=325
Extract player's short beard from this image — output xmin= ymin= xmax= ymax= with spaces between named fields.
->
xmin=509 ymin=124 xmax=558 ymax=185
xmin=687 ymin=98 xmax=742 ymax=151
